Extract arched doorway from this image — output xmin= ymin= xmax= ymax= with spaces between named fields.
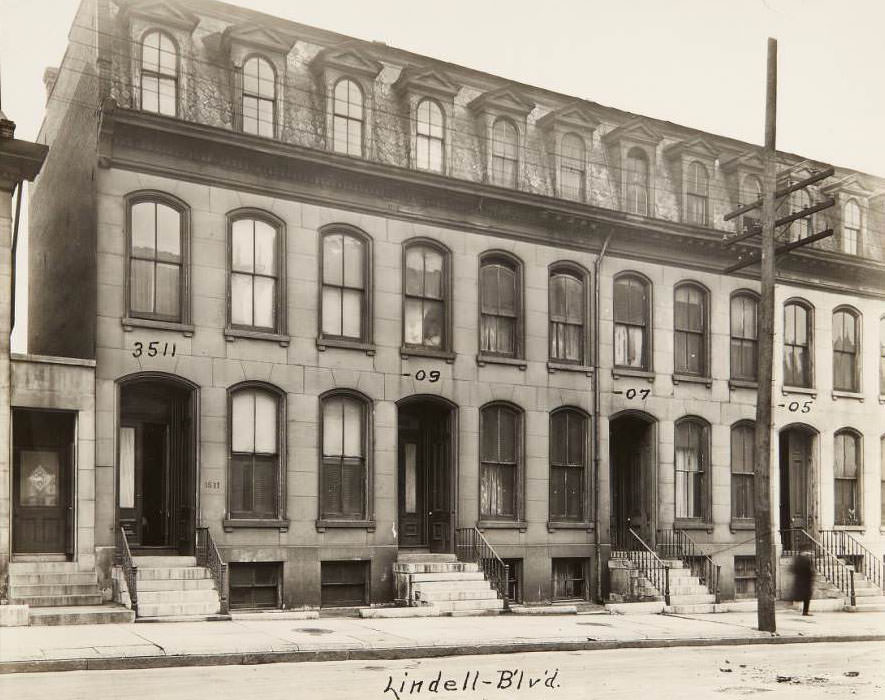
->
xmin=609 ymin=411 xmax=657 ymax=548
xmin=396 ymin=396 xmax=456 ymax=553
xmin=779 ymin=423 xmax=817 ymax=551
xmin=117 ymin=373 xmax=198 ymax=555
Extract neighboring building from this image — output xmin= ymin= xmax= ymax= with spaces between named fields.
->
xmin=8 ymin=0 xmax=885 ymax=612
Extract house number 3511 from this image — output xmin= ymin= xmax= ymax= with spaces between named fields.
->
xmin=132 ymin=341 xmax=177 ymax=358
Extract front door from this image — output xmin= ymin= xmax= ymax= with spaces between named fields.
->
xmin=779 ymin=429 xmax=811 ymax=550
xmin=610 ymin=416 xmax=656 ymax=548
xmin=12 ymin=410 xmax=75 ymax=555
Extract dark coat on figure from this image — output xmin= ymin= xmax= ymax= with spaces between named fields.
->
xmin=792 ymin=553 xmax=815 ymax=601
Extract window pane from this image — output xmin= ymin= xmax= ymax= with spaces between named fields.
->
xmin=423 ymin=300 xmax=443 ymax=347
xmin=404 ymin=299 xmax=423 ymax=345
xmin=550 ymin=413 xmax=566 ymax=465
xmin=142 ymin=32 xmax=160 ymax=72
xmin=158 ymin=34 xmax=176 ymax=74
xmin=404 ymin=442 xmax=417 ymax=513
xmin=343 ymin=236 xmax=364 ymax=288
xmin=253 ymin=276 xmax=275 ymax=329
xmin=323 ymin=399 xmax=342 ymax=457
xmin=347 ymin=119 xmax=362 ymax=157
xmin=119 ymin=427 xmax=135 ymax=508
xmin=252 ymin=456 xmax=276 ymax=516
xmin=342 ymin=399 xmax=363 ymax=457
xmin=243 ymin=96 xmax=259 ymax=135
xmin=232 ymin=219 xmax=254 ymax=272
xmin=498 ymin=409 xmax=516 ymax=463
xmin=130 ymin=259 xmax=154 ymax=314
xmin=567 ymin=413 xmax=583 ymax=465
xmin=131 ymin=202 xmax=155 ymax=257
xmin=323 ymin=234 xmax=343 ymax=285
xmin=155 ymin=204 xmax=180 ymax=262
xmin=480 ymin=265 xmax=499 ymax=312
xmin=254 ymin=392 xmax=277 ymax=454
xmin=405 ymin=247 xmax=424 ymax=296
xmin=258 ymin=98 xmax=274 ymax=137
xmin=341 ymin=289 xmax=362 ymax=338
xmin=155 ymin=263 xmax=179 ymax=317
xmin=158 ymin=77 xmax=176 ymax=116
xmin=232 ymin=392 xmax=255 ymax=453
xmin=423 ymin=249 xmax=443 ymax=298
xmin=244 ymin=58 xmax=259 ymax=95
xmin=141 ymin=74 xmax=159 ymax=113
xmin=254 ymin=221 xmax=276 ymax=275
xmin=322 ymin=287 xmax=342 ymax=335
xmin=231 ymin=273 xmax=253 ymax=326
xmin=497 ymin=268 xmax=515 ymax=314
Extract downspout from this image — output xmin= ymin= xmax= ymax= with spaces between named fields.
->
xmin=10 ymin=181 xmax=23 ymax=332
xmin=593 ymin=229 xmax=613 ymax=602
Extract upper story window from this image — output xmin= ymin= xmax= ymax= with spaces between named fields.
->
xmin=675 ymin=417 xmax=711 ymax=522
xmin=549 ymin=265 xmax=587 ymax=364
xmin=333 ymin=79 xmax=364 ymax=157
xmin=321 ymin=227 xmax=371 ymax=345
xmin=480 ymin=402 xmax=523 ymax=521
xmin=559 ymin=133 xmax=586 ymax=201
xmin=625 ymin=148 xmax=649 ymax=215
xmin=674 ymin=283 xmax=708 ymax=376
xmin=229 ymin=212 xmax=284 ymax=334
xmin=549 ymin=408 xmax=588 ymax=522
xmin=740 ymin=175 xmax=763 ymax=235
xmin=833 ymin=307 xmax=861 ymax=392
xmin=491 ymin=118 xmax=519 ymax=188
xmin=613 ymin=273 xmax=651 ymax=370
xmin=784 ymin=300 xmax=812 ymax=388
xmin=229 ymin=384 xmax=284 ymax=521
xmin=320 ymin=391 xmax=371 ymax=522
xmin=730 ymin=292 xmax=759 ymax=382
xmin=140 ymin=30 xmax=177 ymax=116
xmin=791 ymin=189 xmax=813 ymax=241
xmin=842 ymin=199 xmax=861 ymax=255
xmin=479 ymin=253 xmax=522 ymax=358
xmin=834 ymin=429 xmax=861 ymax=526
xmin=415 ymin=99 xmax=444 ymax=173
xmin=686 ymin=161 xmax=708 ymax=225
xmin=242 ymin=56 xmax=275 ymax=138
xmin=403 ymin=240 xmax=449 ymax=351
xmin=730 ymin=421 xmax=755 ymax=521
xmin=879 ymin=316 xmax=885 ymax=395
xmin=128 ymin=194 xmax=188 ymax=323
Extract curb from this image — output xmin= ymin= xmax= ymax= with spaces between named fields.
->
xmin=3 ymin=633 xmax=885 ymax=675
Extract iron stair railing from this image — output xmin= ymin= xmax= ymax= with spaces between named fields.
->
xmin=454 ymin=527 xmax=510 ymax=610
xmin=657 ymin=526 xmax=721 ymax=603
xmin=196 ymin=527 xmax=229 ymax=614
xmin=783 ymin=528 xmax=856 ymax=607
xmin=115 ymin=526 xmax=138 ymax=617
xmin=817 ymin=529 xmax=883 ymax=593
xmin=621 ymin=527 xmax=671 ymax=606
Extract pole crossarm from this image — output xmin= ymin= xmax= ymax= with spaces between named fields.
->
xmin=723 ymin=166 xmax=835 ymax=221
xmin=723 ymin=197 xmax=834 ymax=248
xmin=723 ymin=228 xmax=833 ymax=274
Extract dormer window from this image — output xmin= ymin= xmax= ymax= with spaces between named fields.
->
xmin=242 ymin=56 xmax=276 ymax=138
xmin=791 ymin=189 xmax=813 ymax=241
xmin=740 ymin=174 xmax=762 ymax=234
xmin=686 ymin=161 xmax=709 ymax=225
xmin=559 ymin=133 xmax=586 ymax=201
xmin=141 ymin=30 xmax=178 ymax=116
xmin=491 ymin=118 xmax=519 ymax=188
xmin=625 ymin=148 xmax=649 ymax=215
xmin=333 ymin=79 xmax=364 ymax=157
xmin=602 ymin=119 xmax=662 ymax=218
xmin=469 ymin=87 xmax=534 ymax=189
xmin=842 ymin=199 xmax=861 ymax=255
xmin=416 ymin=99 xmax=444 ymax=172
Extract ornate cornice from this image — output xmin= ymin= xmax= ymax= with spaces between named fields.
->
xmin=536 ymin=102 xmax=601 ymax=134
xmin=602 ymin=118 xmax=662 ymax=147
xmin=393 ymin=66 xmax=460 ymax=99
xmin=664 ymin=136 xmax=719 ymax=162
xmin=221 ymin=22 xmax=297 ymax=55
xmin=468 ymin=86 xmax=535 ymax=118
xmin=310 ymin=41 xmax=383 ymax=79
xmin=117 ymin=0 xmax=200 ymax=32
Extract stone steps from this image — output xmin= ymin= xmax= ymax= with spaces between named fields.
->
xmin=124 ymin=555 xmax=222 ymax=619
xmin=10 ymin=593 xmax=104 ymax=607
xmin=407 ymin=571 xmax=486 ymax=582
xmin=411 ymin=580 xmax=492 ymax=593
xmin=137 ymin=600 xmax=221 ymax=618
xmin=669 ymin=593 xmax=716 ymax=605
xmin=8 ymin=562 xmax=83 ymax=573
xmin=135 ymin=566 xmax=212 ymax=581
xmin=414 ymin=588 xmax=499 ymax=603
xmin=137 ymin=588 xmax=221 ymax=605
xmin=9 ymin=571 xmax=98 ymax=586
xmin=394 ymin=562 xmax=479 ymax=574
xmin=29 ymin=605 xmax=135 ymax=626
xmin=9 ymin=583 xmax=102 ymax=598
xmin=396 ymin=553 xmax=457 ymax=563
xmin=137 ymin=577 xmax=217 ymax=592
xmin=428 ymin=598 xmax=504 ymax=612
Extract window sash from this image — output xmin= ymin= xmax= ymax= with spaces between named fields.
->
xmin=834 ymin=478 xmax=859 ymax=526
xmin=480 ymin=461 xmax=517 ymax=519
xmin=560 ymin=163 xmax=585 ymax=200
xmin=675 ymin=328 xmax=705 ymax=375
xmin=686 ymin=192 xmax=707 ymax=225
xmin=322 ymin=456 xmax=366 ymax=518
xmin=230 ymin=454 xmax=278 ymax=519
xmin=833 ymin=349 xmax=858 ymax=391
xmin=614 ymin=323 xmax=646 ymax=369
xmin=141 ymin=73 xmax=177 ymax=116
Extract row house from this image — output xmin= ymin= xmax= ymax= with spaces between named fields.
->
xmin=4 ymin=0 xmax=884 ymax=618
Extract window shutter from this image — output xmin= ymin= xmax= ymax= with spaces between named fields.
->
xmin=323 ymin=460 xmax=342 ymax=516
xmin=341 ymin=459 xmax=364 ymax=517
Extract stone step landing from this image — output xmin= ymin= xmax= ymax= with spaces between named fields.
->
xmin=394 ymin=552 xmax=506 ymax=616
xmin=116 ymin=555 xmax=223 ymax=620
xmin=29 ymin=604 xmax=134 ymax=626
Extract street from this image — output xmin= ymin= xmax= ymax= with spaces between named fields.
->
xmin=2 ymin=641 xmax=883 ymax=700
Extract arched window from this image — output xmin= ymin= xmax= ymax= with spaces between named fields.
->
xmin=674 ymin=283 xmax=708 ymax=376
xmin=242 ymin=56 xmax=275 ymax=137
xmin=320 ymin=392 xmax=371 ymax=521
xmin=740 ymin=175 xmax=762 ymax=235
xmin=141 ymin=30 xmax=177 ymax=116
xmin=479 ymin=253 xmax=522 ymax=358
xmin=333 ymin=79 xmax=364 ymax=157
xmin=625 ymin=148 xmax=649 ymax=215
xmin=416 ymin=99 xmax=444 ymax=172
xmin=730 ymin=292 xmax=759 ymax=381
xmin=833 ymin=307 xmax=860 ymax=392
xmin=549 ymin=408 xmax=588 ymax=522
xmin=320 ymin=227 xmax=370 ymax=343
xmin=731 ymin=421 xmax=755 ymax=521
xmin=549 ymin=266 xmax=586 ymax=364
xmin=403 ymin=241 xmax=448 ymax=350
xmin=229 ymin=385 xmax=284 ymax=520
xmin=686 ymin=161 xmax=708 ymax=225
xmin=834 ymin=429 xmax=861 ymax=526
xmin=560 ymin=133 xmax=586 ymax=201
xmin=613 ymin=273 xmax=651 ymax=370
xmin=491 ymin=118 xmax=519 ymax=187
xmin=842 ymin=199 xmax=861 ymax=255
xmin=128 ymin=194 xmax=188 ymax=322
xmin=675 ymin=417 xmax=711 ymax=521
xmin=792 ymin=189 xmax=813 ymax=241
xmin=784 ymin=300 xmax=812 ymax=387
xmin=480 ymin=403 xmax=523 ymax=521
xmin=229 ymin=212 xmax=284 ymax=333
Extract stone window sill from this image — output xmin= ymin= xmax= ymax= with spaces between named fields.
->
xmin=782 ymin=385 xmax=816 ymax=398
xmin=122 ymin=316 xmax=194 ymax=336
xmin=223 ymin=518 xmax=289 ymax=532
xmin=317 ymin=337 xmax=376 ymax=356
xmin=730 ymin=519 xmax=755 ymax=531
xmin=729 ymin=379 xmax=758 ymax=390
xmin=315 ymin=519 xmax=376 ymax=532
xmin=612 ymin=367 xmax=655 ymax=382
xmin=400 ymin=346 xmax=456 ymax=363
xmin=547 ymin=521 xmax=594 ymax=532
xmin=225 ymin=327 xmax=290 ymax=346
xmin=832 ymin=390 xmax=863 ymax=402
xmin=672 ymin=373 xmax=712 ymax=388
xmin=478 ymin=520 xmax=527 ymax=532
xmin=832 ymin=524 xmax=864 ymax=531
xmin=547 ymin=361 xmax=593 ymax=376
xmin=476 ymin=354 xmax=527 ymax=370
xmin=674 ymin=519 xmax=713 ymax=533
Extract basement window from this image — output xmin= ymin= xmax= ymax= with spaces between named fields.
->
xmin=229 ymin=562 xmax=282 ymax=610
xmin=321 ymin=560 xmax=369 ymax=607
xmin=552 ymin=557 xmax=587 ymax=601
xmin=734 ymin=556 xmax=757 ymax=599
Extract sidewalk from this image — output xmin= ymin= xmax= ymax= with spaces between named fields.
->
xmin=2 ymin=608 xmax=884 ymax=674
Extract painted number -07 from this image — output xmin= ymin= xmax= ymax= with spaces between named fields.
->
xmin=132 ymin=341 xmax=176 ymax=358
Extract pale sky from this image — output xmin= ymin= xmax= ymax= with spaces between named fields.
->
xmin=2 ymin=0 xmax=885 ymax=351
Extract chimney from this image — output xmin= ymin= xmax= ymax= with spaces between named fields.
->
xmin=43 ymin=67 xmax=59 ymax=102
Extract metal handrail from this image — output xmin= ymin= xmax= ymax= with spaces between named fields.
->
xmin=657 ymin=526 xmax=721 ymax=603
xmin=454 ymin=527 xmax=510 ymax=610
xmin=625 ymin=527 xmax=671 ymax=606
xmin=196 ymin=527 xmax=229 ymax=614
xmin=818 ymin=529 xmax=883 ymax=592
xmin=116 ymin=526 xmax=138 ymax=616
xmin=783 ymin=528 xmax=856 ymax=607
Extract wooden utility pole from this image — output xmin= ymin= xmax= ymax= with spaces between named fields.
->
xmin=753 ymin=37 xmax=778 ymax=634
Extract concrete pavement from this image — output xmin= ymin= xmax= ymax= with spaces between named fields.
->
xmin=1 ymin=608 xmax=884 ymax=674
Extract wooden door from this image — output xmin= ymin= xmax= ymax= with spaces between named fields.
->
xmin=13 ymin=447 xmax=70 ymax=554
xmin=787 ymin=431 xmax=809 ymax=530
xmin=427 ymin=413 xmax=451 ymax=553
xmin=397 ymin=432 xmax=424 ymax=547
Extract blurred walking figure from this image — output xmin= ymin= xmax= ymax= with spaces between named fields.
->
xmin=792 ymin=545 xmax=815 ymax=616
